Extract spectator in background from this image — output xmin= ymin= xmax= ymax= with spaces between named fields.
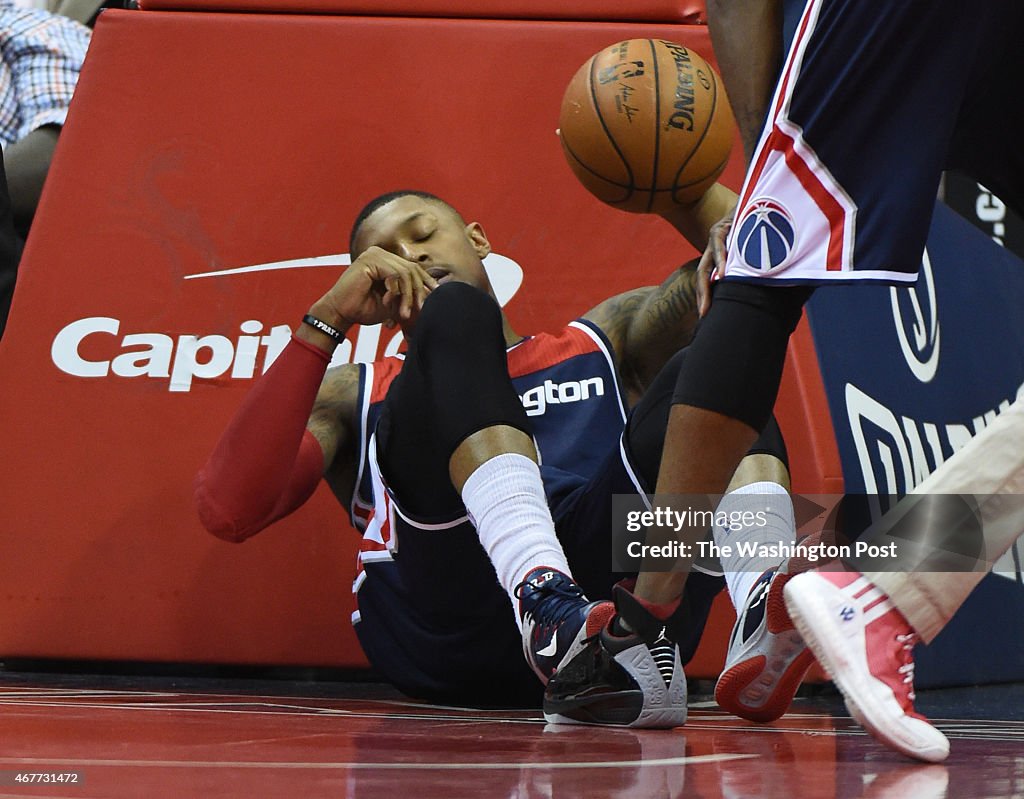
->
xmin=0 ymin=1 xmax=90 ymax=335
xmin=11 ymin=0 xmax=111 ymax=28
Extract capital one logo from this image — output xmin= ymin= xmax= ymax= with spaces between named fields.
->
xmin=49 ymin=252 xmax=524 ymax=392
xmin=889 ymin=248 xmax=940 ymax=383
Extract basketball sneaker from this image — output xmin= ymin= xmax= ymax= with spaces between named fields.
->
xmin=714 ymin=567 xmax=815 ymax=722
xmin=542 ymin=583 xmax=687 ymax=728
xmin=783 ymin=570 xmax=950 ymax=762
xmin=515 ymin=567 xmax=614 ymax=684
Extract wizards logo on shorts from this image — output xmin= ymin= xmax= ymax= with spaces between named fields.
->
xmin=735 ymin=199 xmax=797 ymax=271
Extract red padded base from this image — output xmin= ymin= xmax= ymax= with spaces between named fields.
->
xmin=137 ymin=0 xmax=707 ymax=23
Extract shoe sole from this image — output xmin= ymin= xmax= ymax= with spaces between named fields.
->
xmin=783 ymin=577 xmax=950 ymax=763
xmin=715 ymin=641 xmax=814 ymax=723
xmin=543 ymin=706 xmax=686 ymax=728
xmin=715 ymin=573 xmax=813 ymax=722
xmin=544 ymin=692 xmax=645 ymax=727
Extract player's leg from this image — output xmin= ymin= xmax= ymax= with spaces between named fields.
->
xmin=784 ymin=394 xmax=1024 ymax=760
xmin=631 ymin=0 xmax=990 ymax=757
xmin=536 ymin=349 xmax=704 ymax=727
xmin=636 ymin=350 xmax=814 ymax=722
xmin=866 ymin=396 xmax=1024 ymax=642
xmin=375 ymin=280 xmax=612 ymax=686
xmin=777 ymin=0 xmax=1023 ymax=762
xmin=638 ymin=0 xmax=983 ymax=608
xmin=710 ymin=446 xmax=824 ymax=723
xmin=540 ymin=347 xmax=731 ymax=727
xmin=631 ymin=281 xmax=811 ymax=610
xmin=543 ymin=347 xmax=807 ymax=726
xmin=353 ymin=289 xmax=546 ymax=703
xmin=617 ymin=346 xmax=806 ymax=664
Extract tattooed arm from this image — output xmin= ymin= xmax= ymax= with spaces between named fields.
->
xmin=582 ymin=263 xmax=700 ymax=405
xmin=582 ymin=183 xmax=737 ymax=405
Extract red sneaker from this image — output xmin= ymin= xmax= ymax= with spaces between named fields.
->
xmin=784 ymin=570 xmax=949 ymax=762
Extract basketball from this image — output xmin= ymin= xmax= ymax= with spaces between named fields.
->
xmin=558 ymin=38 xmax=735 ymax=212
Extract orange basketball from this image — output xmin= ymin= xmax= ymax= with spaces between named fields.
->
xmin=558 ymin=39 xmax=735 ymax=212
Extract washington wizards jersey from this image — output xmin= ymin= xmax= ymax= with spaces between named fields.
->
xmin=346 ymin=319 xmax=628 ymax=538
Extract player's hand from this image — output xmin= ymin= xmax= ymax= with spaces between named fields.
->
xmin=696 ymin=210 xmax=734 ymax=317
xmin=313 ymin=246 xmax=439 ymax=330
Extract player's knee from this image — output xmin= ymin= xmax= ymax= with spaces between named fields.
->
xmin=670 ymin=282 xmax=812 ymax=432
xmin=656 ymin=347 xmax=689 ymax=387
xmin=415 ymin=282 xmax=503 ymax=352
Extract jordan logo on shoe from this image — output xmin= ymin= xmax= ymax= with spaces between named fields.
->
xmin=650 ymin=629 xmax=677 ymax=686
xmin=839 ymin=606 xmax=856 ymax=622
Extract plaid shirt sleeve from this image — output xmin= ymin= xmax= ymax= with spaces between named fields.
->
xmin=0 ymin=7 xmax=91 ymax=145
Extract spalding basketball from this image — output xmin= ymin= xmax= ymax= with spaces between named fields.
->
xmin=558 ymin=39 xmax=735 ymax=212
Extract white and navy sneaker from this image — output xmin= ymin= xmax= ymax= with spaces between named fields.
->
xmin=515 ymin=567 xmax=614 ymax=684
xmin=715 ymin=567 xmax=814 ymax=722
xmin=542 ymin=584 xmax=688 ymax=728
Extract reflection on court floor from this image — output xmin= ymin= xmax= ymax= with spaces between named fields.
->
xmin=0 ymin=677 xmax=1021 ymax=799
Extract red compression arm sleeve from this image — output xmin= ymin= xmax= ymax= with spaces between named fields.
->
xmin=195 ymin=335 xmax=332 ymax=542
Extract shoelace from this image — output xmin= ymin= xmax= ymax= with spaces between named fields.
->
xmin=515 ymin=579 xmax=586 ymax=628
xmin=895 ymin=632 xmax=918 ymax=701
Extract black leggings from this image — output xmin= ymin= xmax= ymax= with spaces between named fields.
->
xmin=375 ymin=282 xmax=533 ymax=519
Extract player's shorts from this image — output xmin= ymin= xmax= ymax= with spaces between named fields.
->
xmin=723 ymin=0 xmax=1024 ymax=286
xmin=352 ymin=433 xmax=724 ymax=706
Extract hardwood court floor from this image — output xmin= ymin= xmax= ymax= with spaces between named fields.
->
xmin=0 ymin=672 xmax=1021 ymax=798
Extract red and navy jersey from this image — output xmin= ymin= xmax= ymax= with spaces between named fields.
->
xmin=346 ymin=318 xmax=628 ymax=549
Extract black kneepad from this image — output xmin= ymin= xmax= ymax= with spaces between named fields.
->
xmin=671 ymin=282 xmax=812 ymax=432
xmin=400 ymin=281 xmax=532 ymax=452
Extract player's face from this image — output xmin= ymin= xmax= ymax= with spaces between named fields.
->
xmin=353 ymin=196 xmax=494 ymax=297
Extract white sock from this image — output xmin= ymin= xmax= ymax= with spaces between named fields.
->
xmin=461 ymin=453 xmax=572 ymax=629
xmin=713 ymin=481 xmax=796 ymax=608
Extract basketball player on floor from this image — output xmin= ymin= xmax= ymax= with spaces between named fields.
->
xmin=561 ymin=0 xmax=1024 ymax=762
xmin=195 ymin=182 xmax=809 ymax=723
